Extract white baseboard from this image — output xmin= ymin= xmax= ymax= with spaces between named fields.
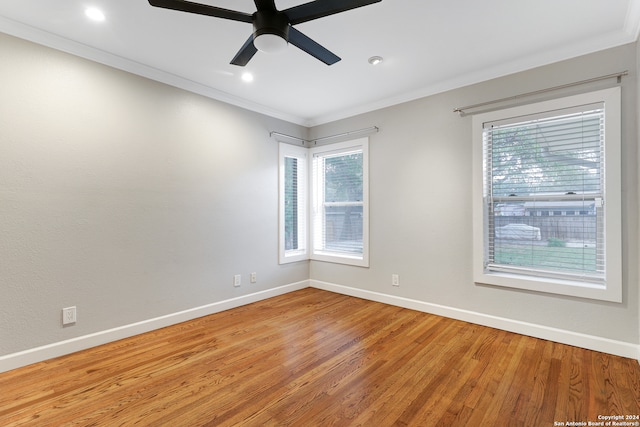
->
xmin=3 ymin=279 xmax=637 ymax=373
xmin=310 ymin=280 xmax=640 ymax=361
xmin=0 ymin=281 xmax=309 ymax=373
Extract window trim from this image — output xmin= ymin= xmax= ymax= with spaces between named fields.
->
xmin=278 ymin=143 xmax=308 ymax=264
xmin=310 ymin=138 xmax=370 ymax=267
xmin=472 ymin=87 xmax=622 ymax=302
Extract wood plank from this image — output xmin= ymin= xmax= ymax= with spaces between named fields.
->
xmin=0 ymin=288 xmax=638 ymax=426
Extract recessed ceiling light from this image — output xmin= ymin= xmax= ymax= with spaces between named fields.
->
xmin=241 ymin=72 xmax=254 ymax=83
xmin=85 ymin=7 xmax=105 ymax=22
xmin=368 ymin=56 xmax=383 ymax=65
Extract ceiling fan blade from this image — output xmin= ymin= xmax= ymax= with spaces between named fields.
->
xmin=253 ymin=0 xmax=277 ymax=11
xmin=148 ymin=0 xmax=253 ymax=23
xmin=284 ymin=0 xmax=382 ymax=25
xmin=288 ymin=26 xmax=340 ymax=65
xmin=230 ymin=35 xmax=258 ymax=66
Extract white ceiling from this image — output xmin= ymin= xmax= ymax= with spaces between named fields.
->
xmin=0 ymin=1 xmax=638 ymax=126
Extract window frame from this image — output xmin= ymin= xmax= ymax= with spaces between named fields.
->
xmin=472 ymin=87 xmax=622 ymax=302
xmin=278 ymin=143 xmax=308 ymax=264
xmin=310 ymin=138 xmax=370 ymax=267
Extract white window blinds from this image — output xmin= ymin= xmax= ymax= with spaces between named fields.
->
xmin=483 ymin=103 xmax=606 ymax=284
xmin=279 ymin=143 xmax=307 ymax=264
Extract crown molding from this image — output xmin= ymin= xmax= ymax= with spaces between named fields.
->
xmin=308 ymin=30 xmax=638 ymax=126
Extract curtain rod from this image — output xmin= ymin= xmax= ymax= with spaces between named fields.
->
xmin=269 ymin=132 xmax=307 ymax=144
xmin=270 ymin=126 xmax=379 ymax=145
xmin=453 ymin=70 xmax=628 ymax=115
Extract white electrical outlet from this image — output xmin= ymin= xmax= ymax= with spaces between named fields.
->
xmin=250 ymin=272 xmax=257 ymax=283
xmin=233 ymin=274 xmax=241 ymax=287
xmin=62 ymin=306 xmax=77 ymax=325
xmin=392 ymin=274 xmax=400 ymax=287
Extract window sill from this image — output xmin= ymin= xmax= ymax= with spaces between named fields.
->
xmin=474 ymin=270 xmax=620 ymax=303
xmin=311 ymin=252 xmax=369 ymax=268
xmin=279 ymin=251 xmax=309 ymax=264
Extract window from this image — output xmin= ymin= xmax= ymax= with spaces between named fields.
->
xmin=472 ymin=88 xmax=621 ymax=302
xmin=310 ymin=138 xmax=369 ymax=267
xmin=278 ymin=137 xmax=369 ymax=267
xmin=278 ymin=143 xmax=307 ymax=263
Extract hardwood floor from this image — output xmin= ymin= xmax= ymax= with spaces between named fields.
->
xmin=1 ymin=288 xmax=638 ymax=426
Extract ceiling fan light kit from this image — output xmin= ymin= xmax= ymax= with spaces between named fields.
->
xmin=254 ymin=34 xmax=288 ymax=53
xmin=147 ymin=0 xmax=382 ymax=66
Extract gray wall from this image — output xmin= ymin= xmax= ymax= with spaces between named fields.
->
xmin=1 ymin=30 xmax=638 ymax=359
xmin=310 ymin=43 xmax=639 ymax=344
xmin=0 ymin=33 xmax=309 ymax=355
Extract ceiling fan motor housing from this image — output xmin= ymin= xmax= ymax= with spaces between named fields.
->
xmin=253 ymin=10 xmax=289 ymax=42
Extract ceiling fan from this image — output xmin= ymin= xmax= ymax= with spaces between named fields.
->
xmin=147 ymin=0 xmax=382 ymax=66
